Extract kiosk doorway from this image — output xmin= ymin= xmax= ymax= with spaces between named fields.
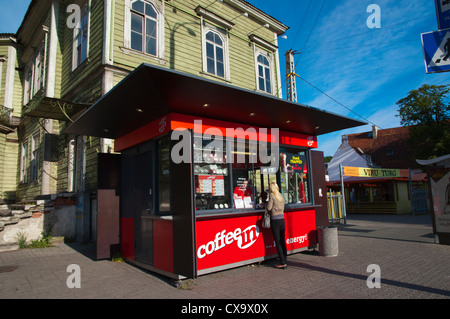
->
xmin=134 ymin=150 xmax=154 ymax=265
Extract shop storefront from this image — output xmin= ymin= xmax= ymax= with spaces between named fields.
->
xmin=64 ymin=63 xmax=365 ymax=279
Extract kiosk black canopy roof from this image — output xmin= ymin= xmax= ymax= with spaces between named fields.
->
xmin=64 ymin=63 xmax=366 ymax=138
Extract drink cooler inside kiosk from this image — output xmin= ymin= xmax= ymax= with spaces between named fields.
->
xmin=64 ymin=64 xmax=365 ymax=279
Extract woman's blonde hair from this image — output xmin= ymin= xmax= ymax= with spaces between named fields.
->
xmin=269 ymin=182 xmax=284 ymax=202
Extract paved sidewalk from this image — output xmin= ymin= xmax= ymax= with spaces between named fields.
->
xmin=0 ymin=214 xmax=448 ymax=299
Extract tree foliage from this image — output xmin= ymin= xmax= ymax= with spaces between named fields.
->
xmin=396 ymin=84 xmax=450 ymax=159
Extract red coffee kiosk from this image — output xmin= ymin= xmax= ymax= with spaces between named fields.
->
xmin=64 ymin=63 xmax=365 ymax=279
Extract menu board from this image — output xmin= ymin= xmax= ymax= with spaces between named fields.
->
xmin=198 ymin=175 xmax=225 ymax=196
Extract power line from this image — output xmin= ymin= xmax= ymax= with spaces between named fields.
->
xmin=297 ymin=75 xmax=382 ymax=129
xmin=300 ymin=0 xmax=327 ymax=54
xmin=288 ymin=0 xmax=312 ymax=49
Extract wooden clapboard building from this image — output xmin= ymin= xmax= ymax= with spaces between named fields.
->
xmin=0 ymin=0 xmax=289 ymax=240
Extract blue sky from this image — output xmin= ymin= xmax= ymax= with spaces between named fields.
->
xmin=1 ymin=0 xmax=449 ymax=157
xmin=247 ymin=0 xmax=449 ymax=156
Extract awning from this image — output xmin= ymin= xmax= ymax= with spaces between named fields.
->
xmin=24 ymin=95 xmax=91 ymax=122
xmin=63 ymin=63 xmax=366 ymax=139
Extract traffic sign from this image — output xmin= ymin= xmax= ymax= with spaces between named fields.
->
xmin=435 ymin=0 xmax=450 ymax=30
xmin=421 ymin=28 xmax=450 ymax=73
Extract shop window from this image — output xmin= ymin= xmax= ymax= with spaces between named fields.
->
xmin=280 ymin=148 xmax=310 ymax=204
xmin=157 ymin=135 xmax=171 ymax=213
xmin=194 ymin=134 xmax=279 ymax=212
xmin=194 ymin=134 xmax=231 ymax=211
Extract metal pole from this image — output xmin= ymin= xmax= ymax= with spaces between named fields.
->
xmin=285 ymin=50 xmax=297 ymax=103
xmin=340 ymin=164 xmax=347 ymax=224
xmin=409 ymin=168 xmax=415 ymax=215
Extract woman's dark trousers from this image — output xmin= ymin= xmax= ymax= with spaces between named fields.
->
xmin=271 ymin=219 xmax=287 ymax=265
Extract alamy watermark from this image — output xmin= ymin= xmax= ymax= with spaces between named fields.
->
xmin=66 ymin=4 xmax=82 ymax=29
xmin=171 ymin=120 xmax=280 ymax=170
xmin=66 ymin=264 xmax=81 ymax=289
xmin=367 ymin=4 xmax=381 ymax=29
xmin=366 ymin=264 xmax=381 ymax=288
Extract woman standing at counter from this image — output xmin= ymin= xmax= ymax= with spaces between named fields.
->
xmin=267 ymin=182 xmax=287 ymax=269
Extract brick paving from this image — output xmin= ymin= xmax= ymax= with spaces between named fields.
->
xmin=0 ymin=214 xmax=448 ymax=300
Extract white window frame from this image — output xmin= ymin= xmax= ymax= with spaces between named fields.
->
xmin=30 ymin=131 xmax=40 ymax=183
xmin=23 ymin=63 xmax=33 ymax=106
xmin=201 ymin=23 xmax=230 ymax=80
xmin=72 ymin=0 xmax=91 ymax=70
xmin=33 ymin=44 xmax=45 ymax=94
xmin=124 ymin=0 xmax=165 ymax=59
xmin=254 ymin=49 xmax=275 ymax=95
xmin=0 ymin=56 xmax=5 ymax=93
xmin=22 ymin=40 xmax=47 ymax=105
xmin=20 ymin=139 xmax=29 ymax=183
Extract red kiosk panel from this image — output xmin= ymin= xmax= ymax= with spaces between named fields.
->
xmin=196 ymin=209 xmax=317 ymax=272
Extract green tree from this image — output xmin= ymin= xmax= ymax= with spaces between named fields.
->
xmin=396 ymin=84 xmax=450 ymax=159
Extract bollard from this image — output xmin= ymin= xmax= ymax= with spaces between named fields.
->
xmin=318 ymin=226 xmax=338 ymax=257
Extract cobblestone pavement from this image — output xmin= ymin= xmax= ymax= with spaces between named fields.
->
xmin=0 ymin=214 xmax=449 ymax=300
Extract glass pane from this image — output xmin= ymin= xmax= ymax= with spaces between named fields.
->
xmin=80 ymin=11 xmax=88 ymax=29
xmin=131 ymin=13 xmax=143 ymax=32
xmin=132 ymin=0 xmax=145 ymax=13
xmin=265 ymin=67 xmax=271 ymax=93
xmin=266 ymin=80 xmax=272 ymax=94
xmin=145 ymin=35 xmax=157 ymax=55
xmin=216 ymin=47 xmax=223 ymax=62
xmin=258 ymin=65 xmax=263 ymax=77
xmin=131 ymin=31 xmax=143 ymax=51
xmin=231 ymin=139 xmax=257 ymax=210
xmin=81 ymin=35 xmax=88 ymax=62
xmin=206 ymin=31 xmax=214 ymax=42
xmin=280 ymin=149 xmax=310 ymax=204
xmin=216 ymin=61 xmax=224 ymax=77
xmin=206 ymin=42 xmax=214 ymax=58
xmin=214 ymin=33 xmax=223 ymax=46
xmin=207 ymin=57 xmax=215 ymax=74
xmin=146 ymin=18 xmax=157 ymax=37
xmin=257 ymin=54 xmax=264 ymax=64
xmin=194 ymin=135 xmax=231 ymax=211
xmin=158 ymin=136 xmax=170 ymax=212
xmin=145 ymin=3 xmax=157 ymax=18
xmin=259 ymin=77 xmax=265 ymax=91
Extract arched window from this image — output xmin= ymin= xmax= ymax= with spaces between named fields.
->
xmin=130 ymin=0 xmax=158 ymax=56
xmin=256 ymin=54 xmax=272 ymax=94
xmin=205 ymin=30 xmax=225 ymax=77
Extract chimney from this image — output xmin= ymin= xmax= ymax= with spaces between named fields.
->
xmin=372 ymin=125 xmax=378 ymax=139
xmin=342 ymin=134 xmax=348 ymax=144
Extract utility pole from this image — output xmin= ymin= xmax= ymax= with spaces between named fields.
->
xmin=285 ymin=49 xmax=299 ymax=103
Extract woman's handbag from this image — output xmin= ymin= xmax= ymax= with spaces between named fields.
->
xmin=262 ymin=209 xmax=271 ymax=229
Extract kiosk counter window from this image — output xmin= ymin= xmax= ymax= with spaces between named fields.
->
xmin=280 ymin=148 xmax=311 ymax=205
xmin=193 ymin=134 xmax=312 ymax=214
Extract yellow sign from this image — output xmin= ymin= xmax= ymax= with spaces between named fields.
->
xmin=343 ymin=167 xmax=401 ymax=178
